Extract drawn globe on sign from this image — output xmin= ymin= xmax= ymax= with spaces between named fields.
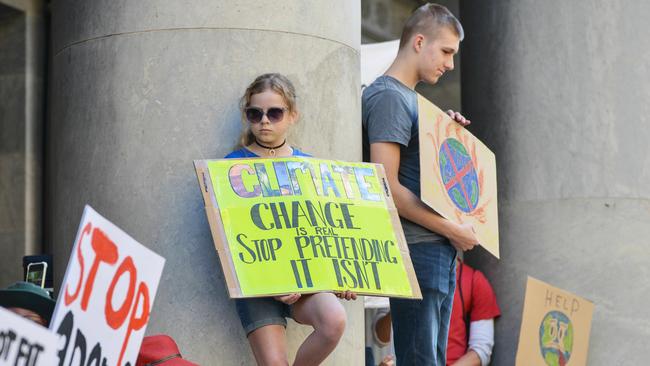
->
xmin=538 ymin=310 xmax=574 ymax=366
xmin=438 ymin=138 xmax=480 ymax=213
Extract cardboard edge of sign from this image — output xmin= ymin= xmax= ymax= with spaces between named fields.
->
xmin=376 ymin=163 xmax=422 ymax=300
xmin=50 ymin=205 xmax=92 ymax=328
xmin=193 ymin=158 xmax=422 ymax=300
xmin=194 ymin=160 xmax=245 ymax=298
xmin=416 ymin=94 xmax=500 ymax=259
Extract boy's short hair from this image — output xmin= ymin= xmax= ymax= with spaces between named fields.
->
xmin=399 ymin=3 xmax=464 ymax=49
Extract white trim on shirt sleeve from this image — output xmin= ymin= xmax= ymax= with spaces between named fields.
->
xmin=468 ymin=319 xmax=495 ymax=366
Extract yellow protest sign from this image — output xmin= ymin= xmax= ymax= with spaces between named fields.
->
xmin=516 ymin=277 xmax=595 ymax=366
xmin=418 ymin=94 xmax=500 ymax=258
xmin=194 ymin=157 xmax=421 ymax=299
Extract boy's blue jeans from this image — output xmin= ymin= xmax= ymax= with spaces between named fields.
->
xmin=390 ymin=241 xmax=457 ymax=366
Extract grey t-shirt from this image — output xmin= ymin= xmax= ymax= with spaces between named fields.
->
xmin=362 ymin=75 xmax=444 ymax=244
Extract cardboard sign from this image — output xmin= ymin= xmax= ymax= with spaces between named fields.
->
xmin=195 ymin=157 xmax=421 ymax=299
xmin=0 ymin=307 xmax=58 ymax=366
xmin=50 ymin=206 xmax=165 ymax=366
xmin=418 ymin=94 xmax=500 ymax=258
xmin=516 ymin=277 xmax=595 ymax=366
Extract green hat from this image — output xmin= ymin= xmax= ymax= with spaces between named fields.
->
xmin=0 ymin=281 xmax=56 ymax=324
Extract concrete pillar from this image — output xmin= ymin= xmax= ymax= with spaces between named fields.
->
xmin=0 ymin=0 xmax=44 ymax=286
xmin=0 ymin=2 xmax=26 ymax=287
xmin=47 ymin=1 xmax=362 ymax=364
xmin=23 ymin=0 xmax=45 ymax=257
xmin=461 ymin=2 xmax=650 ymax=364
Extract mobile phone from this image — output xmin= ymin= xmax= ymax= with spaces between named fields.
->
xmin=26 ymin=261 xmax=48 ymax=288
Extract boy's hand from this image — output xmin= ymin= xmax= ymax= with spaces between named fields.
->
xmin=448 ymin=222 xmax=479 ymax=251
xmin=274 ymin=293 xmax=301 ymax=305
xmin=335 ymin=290 xmax=357 ymax=301
xmin=446 ymin=109 xmax=471 ymax=126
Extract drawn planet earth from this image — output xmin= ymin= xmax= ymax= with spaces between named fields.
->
xmin=539 ymin=310 xmax=574 ymax=366
xmin=438 ymin=138 xmax=480 ymax=213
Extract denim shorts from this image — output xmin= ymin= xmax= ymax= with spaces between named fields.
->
xmin=236 ymin=297 xmax=292 ymax=335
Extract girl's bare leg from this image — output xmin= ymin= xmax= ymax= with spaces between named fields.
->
xmin=247 ymin=324 xmax=290 ymax=366
xmin=291 ymin=293 xmax=347 ymax=366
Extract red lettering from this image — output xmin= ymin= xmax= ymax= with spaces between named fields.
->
xmin=63 ymin=220 xmax=156 ymax=366
xmin=105 ymin=256 xmax=136 ymax=329
xmin=64 ymin=223 xmax=92 ymax=306
xmin=80 ymin=228 xmax=119 ymax=311
xmin=116 ymin=282 xmax=150 ymax=366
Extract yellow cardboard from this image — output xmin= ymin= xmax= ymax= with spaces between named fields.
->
xmin=418 ymin=94 xmax=500 ymax=258
xmin=194 ymin=157 xmax=421 ymax=299
xmin=516 ymin=277 xmax=595 ymax=366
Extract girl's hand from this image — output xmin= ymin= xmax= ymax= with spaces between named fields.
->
xmin=274 ymin=293 xmax=301 ymax=305
xmin=379 ymin=355 xmax=395 ymax=366
xmin=335 ymin=290 xmax=357 ymax=301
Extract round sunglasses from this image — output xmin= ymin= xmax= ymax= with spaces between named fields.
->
xmin=245 ymin=107 xmax=287 ymax=124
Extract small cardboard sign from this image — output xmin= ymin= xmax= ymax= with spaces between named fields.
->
xmin=50 ymin=205 xmax=165 ymax=366
xmin=516 ymin=277 xmax=595 ymax=366
xmin=0 ymin=307 xmax=58 ymax=366
xmin=418 ymin=94 xmax=500 ymax=258
xmin=194 ymin=157 xmax=421 ymax=299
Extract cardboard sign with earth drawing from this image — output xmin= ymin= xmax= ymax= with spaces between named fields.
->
xmin=516 ymin=276 xmax=595 ymax=366
xmin=418 ymin=94 xmax=500 ymax=258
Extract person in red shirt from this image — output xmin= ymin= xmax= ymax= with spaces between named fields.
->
xmin=446 ymin=260 xmax=501 ymax=366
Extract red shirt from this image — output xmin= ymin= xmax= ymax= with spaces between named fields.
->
xmin=446 ymin=263 xmax=501 ymax=365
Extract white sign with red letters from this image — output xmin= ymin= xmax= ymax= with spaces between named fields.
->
xmin=0 ymin=307 xmax=58 ymax=366
xmin=50 ymin=205 xmax=165 ymax=366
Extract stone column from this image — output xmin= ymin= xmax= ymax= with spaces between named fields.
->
xmin=461 ymin=2 xmax=650 ymax=364
xmin=0 ymin=2 xmax=26 ymax=286
xmin=48 ymin=1 xmax=362 ymax=364
xmin=0 ymin=0 xmax=45 ymax=286
xmin=24 ymin=0 xmax=45 ymax=257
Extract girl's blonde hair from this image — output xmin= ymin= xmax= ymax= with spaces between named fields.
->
xmin=237 ymin=73 xmax=298 ymax=147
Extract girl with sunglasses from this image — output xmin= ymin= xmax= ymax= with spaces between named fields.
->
xmin=225 ymin=73 xmax=356 ymax=365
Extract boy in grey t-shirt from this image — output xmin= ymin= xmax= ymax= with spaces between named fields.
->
xmin=362 ymin=4 xmax=479 ymax=365
xmin=362 ymin=75 xmax=445 ymax=245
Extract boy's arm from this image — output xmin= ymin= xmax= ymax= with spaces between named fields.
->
xmin=370 ymin=142 xmax=478 ymax=251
